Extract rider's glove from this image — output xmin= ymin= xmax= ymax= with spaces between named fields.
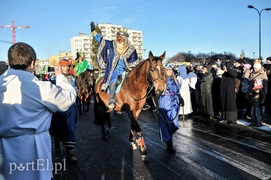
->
xmin=90 ymin=22 xmax=95 ymax=32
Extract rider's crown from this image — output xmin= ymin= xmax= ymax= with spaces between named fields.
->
xmin=117 ymin=28 xmax=129 ymax=38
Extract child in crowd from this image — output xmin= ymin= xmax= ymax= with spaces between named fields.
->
xmin=246 ymin=79 xmax=266 ymax=127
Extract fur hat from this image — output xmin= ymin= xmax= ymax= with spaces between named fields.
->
xmin=253 ymin=63 xmax=261 ymax=69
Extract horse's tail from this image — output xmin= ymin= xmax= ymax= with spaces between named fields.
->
xmin=93 ymin=92 xmax=99 ymax=125
xmin=93 ymin=76 xmax=110 ymax=127
xmin=93 ymin=86 xmax=105 ymax=126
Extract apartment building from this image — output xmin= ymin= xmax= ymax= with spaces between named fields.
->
xmin=70 ymin=32 xmax=92 ymax=61
xmin=70 ymin=23 xmax=144 ymax=64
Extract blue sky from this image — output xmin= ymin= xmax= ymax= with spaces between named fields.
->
xmin=0 ymin=0 xmax=270 ymax=61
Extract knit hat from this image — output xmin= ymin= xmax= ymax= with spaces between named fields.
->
xmin=58 ymin=59 xmax=71 ymax=66
xmin=165 ymin=63 xmax=174 ymax=69
xmin=252 ymin=79 xmax=263 ymax=90
xmin=243 ymin=64 xmax=251 ymax=69
xmin=253 ymin=63 xmax=261 ymax=69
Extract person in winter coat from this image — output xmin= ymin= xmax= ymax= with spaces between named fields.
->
xmin=0 ymin=42 xmax=76 ymax=179
xmin=90 ymin=22 xmax=139 ymax=110
xmin=246 ymin=79 xmax=266 ymax=127
xmin=177 ymin=65 xmax=197 ymax=118
xmin=157 ymin=64 xmax=184 ymax=153
xmin=220 ymin=61 xmax=238 ymax=124
xmin=212 ymin=68 xmax=224 ymax=121
xmin=200 ymin=65 xmax=214 ymax=118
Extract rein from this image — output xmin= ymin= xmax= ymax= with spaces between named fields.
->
xmin=125 ymin=61 xmax=162 ymax=101
xmin=126 ymin=83 xmax=154 ymax=101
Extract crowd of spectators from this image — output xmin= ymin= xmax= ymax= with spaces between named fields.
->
xmin=146 ymin=56 xmax=270 ymax=127
xmin=174 ymin=56 xmax=270 ymax=127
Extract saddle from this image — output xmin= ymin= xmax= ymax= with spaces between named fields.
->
xmin=96 ymin=71 xmax=127 ymax=94
xmin=115 ymin=72 xmax=126 ymax=93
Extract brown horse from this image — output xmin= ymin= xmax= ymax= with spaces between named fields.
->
xmin=94 ymin=51 xmax=166 ymax=161
xmin=76 ymin=69 xmax=95 ymax=116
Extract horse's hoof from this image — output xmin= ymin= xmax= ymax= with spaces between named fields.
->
xmin=141 ymin=155 xmax=149 ymax=161
xmin=103 ymin=135 xmax=109 ymax=140
xmin=106 ymin=127 xmax=115 ymax=134
xmin=130 ymin=142 xmax=137 ymax=150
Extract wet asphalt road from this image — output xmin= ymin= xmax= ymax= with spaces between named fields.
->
xmin=52 ymin=104 xmax=271 ymax=180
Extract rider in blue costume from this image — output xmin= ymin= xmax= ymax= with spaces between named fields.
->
xmin=90 ymin=22 xmax=139 ymax=109
xmin=158 ymin=64 xmax=184 ymax=153
xmin=49 ymin=59 xmax=78 ymax=163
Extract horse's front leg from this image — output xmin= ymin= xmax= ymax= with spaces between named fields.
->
xmin=129 ymin=126 xmax=137 ymax=150
xmin=101 ymin=124 xmax=108 ymax=140
xmin=136 ymin=131 xmax=148 ymax=161
xmin=76 ymin=97 xmax=83 ymax=116
xmin=128 ymin=111 xmax=149 ymax=161
xmin=85 ymin=95 xmax=91 ymax=112
xmin=102 ymin=112 xmax=111 ymax=140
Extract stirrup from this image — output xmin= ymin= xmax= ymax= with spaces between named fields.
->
xmin=101 ymin=84 xmax=107 ymax=92
xmin=108 ymin=100 xmax=115 ymax=109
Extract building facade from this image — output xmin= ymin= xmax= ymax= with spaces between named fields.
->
xmin=70 ymin=32 xmax=92 ymax=61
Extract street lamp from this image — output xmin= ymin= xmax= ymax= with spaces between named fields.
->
xmin=247 ymin=5 xmax=271 ymax=59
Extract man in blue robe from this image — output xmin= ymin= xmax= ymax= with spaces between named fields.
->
xmin=90 ymin=22 xmax=139 ymax=109
xmin=49 ymin=59 xmax=78 ymax=163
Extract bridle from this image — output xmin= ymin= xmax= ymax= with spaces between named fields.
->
xmin=148 ymin=65 xmax=163 ymax=83
xmin=126 ymin=61 xmax=164 ymax=101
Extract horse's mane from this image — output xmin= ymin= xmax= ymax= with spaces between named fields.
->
xmin=130 ymin=56 xmax=162 ymax=76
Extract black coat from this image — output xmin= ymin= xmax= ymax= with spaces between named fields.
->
xmin=220 ymin=67 xmax=237 ymax=121
xmin=200 ymin=72 xmax=214 ymax=116
xmin=212 ymin=76 xmax=222 ymax=116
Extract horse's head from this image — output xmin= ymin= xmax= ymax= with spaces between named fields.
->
xmin=86 ymin=69 xmax=95 ymax=87
xmin=76 ymin=69 xmax=95 ymax=96
xmin=148 ymin=51 xmax=166 ymax=94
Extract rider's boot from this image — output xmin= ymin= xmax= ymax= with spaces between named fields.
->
xmin=108 ymin=81 xmax=118 ymax=109
xmin=66 ymin=147 xmax=77 ymax=163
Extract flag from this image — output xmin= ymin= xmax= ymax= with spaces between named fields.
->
xmin=41 ymin=65 xmax=46 ymax=73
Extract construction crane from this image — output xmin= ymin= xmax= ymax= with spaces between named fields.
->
xmin=0 ymin=40 xmax=12 ymax=44
xmin=0 ymin=20 xmax=30 ymax=44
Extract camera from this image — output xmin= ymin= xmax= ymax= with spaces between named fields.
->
xmin=48 ymin=66 xmax=55 ymax=72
